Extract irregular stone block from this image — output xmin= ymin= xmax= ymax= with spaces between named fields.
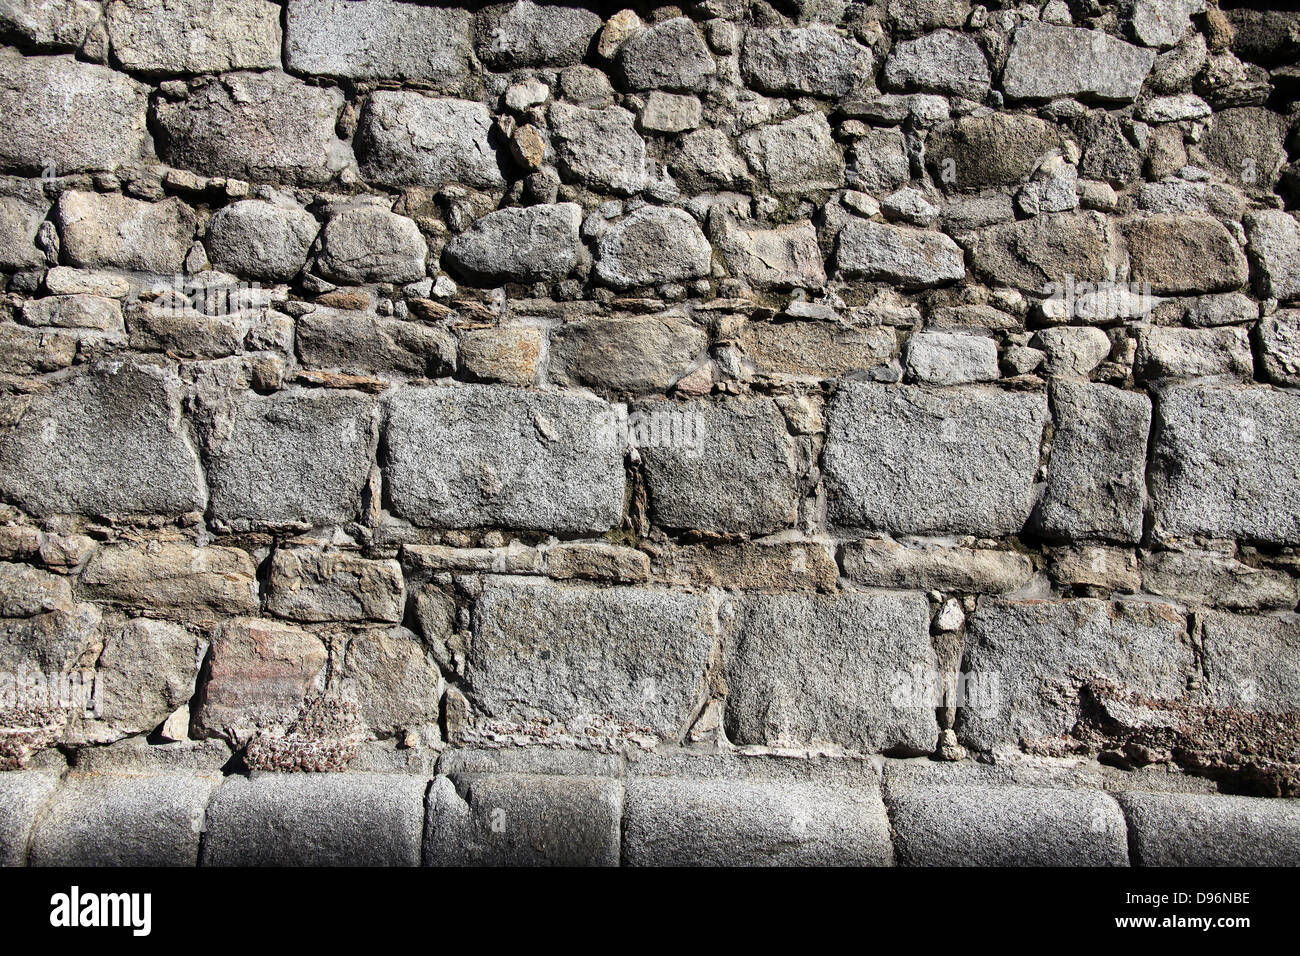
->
xmin=926 ymin=113 xmax=1066 ymax=191
xmin=1201 ymin=108 xmax=1289 ymax=196
xmin=29 ymin=772 xmax=216 ymax=866
xmin=474 ymin=1 xmax=602 ymax=69
xmin=285 ymin=0 xmax=473 ymax=87
xmin=55 ymin=191 xmax=195 ymax=275
xmin=266 ymin=549 xmax=403 ymax=624
xmin=547 ymin=102 xmax=647 ymax=195
xmin=1037 ymin=382 xmax=1151 ymax=543
xmin=835 ymin=220 xmax=964 ymax=288
xmin=200 ymin=388 xmax=377 ymax=527
xmin=96 ymin=618 xmax=206 ymax=737
xmin=0 ymin=0 xmax=102 ymax=51
xmin=615 ymin=17 xmax=714 ymax=92
xmin=356 ymin=93 xmax=505 ymax=190
xmin=904 ymin=332 xmax=997 ymax=385
xmin=740 ymin=112 xmax=843 ymax=194
xmin=1049 ymin=545 xmax=1142 ymax=593
xmin=659 ymin=540 xmax=839 ymax=592
xmin=969 ymin=212 xmax=1120 ymax=290
xmin=0 ymin=195 xmax=46 ymax=269
xmin=739 ymin=26 xmax=873 ymax=97
xmin=1124 ymin=0 xmax=1203 ymax=48
xmin=1135 ymin=326 xmax=1253 ymax=380
xmin=594 ymin=206 xmax=711 ymax=289
xmin=79 ymin=541 xmax=257 ymax=620
xmin=445 ymin=203 xmax=581 ymax=284
xmin=467 ymin=576 xmax=718 ymax=744
xmin=824 ymin=383 xmax=1048 ymax=535
xmin=385 ymin=384 xmax=624 ymax=533
xmin=0 ymin=772 xmax=58 ymax=865
xmin=0 ymin=52 xmax=149 ymax=174
xmin=0 ymin=362 xmax=205 ymax=517
xmin=20 ymin=294 xmax=121 ymax=331
xmin=841 ymin=540 xmax=1034 ymax=593
xmin=884 ymin=29 xmax=990 ymax=99
xmin=1200 ymin=611 xmax=1300 ymax=712
xmin=959 ymin=598 xmax=1193 ymax=753
xmin=1119 ymin=791 xmax=1300 ymax=866
xmin=637 ymin=397 xmax=798 ymax=535
xmin=0 ymin=562 xmax=72 ymax=617
xmin=1149 ymin=384 xmax=1300 ymax=544
xmin=550 ymin=314 xmax=706 ymax=394
xmin=1244 ymin=210 xmax=1300 ymax=302
xmin=317 ymin=206 xmax=427 ymax=284
xmin=458 ymin=325 xmax=542 ymax=386
xmin=1123 ymin=214 xmax=1248 ymax=294
xmin=624 ymin=775 xmax=892 ymax=866
xmin=543 ymin=541 xmax=650 ymax=584
xmin=670 ymin=127 xmax=750 ymax=192
xmin=845 ymin=127 xmax=910 ymax=194
xmin=1141 ymin=549 xmax=1299 ymax=610
xmin=106 ymin=0 xmax=281 ymax=74
xmin=425 ymin=772 xmax=622 ymax=866
xmin=1002 ymin=23 xmax=1156 ymax=101
xmin=206 ymin=200 xmax=318 ymax=282
xmin=0 ymin=323 xmax=77 ymax=373
xmin=725 ymin=591 xmax=939 ymax=754
xmin=339 ymin=626 xmax=444 ymax=735
xmin=297 ymin=307 xmax=456 ymax=377
xmin=717 ymin=218 xmax=825 ymax=291
xmin=637 ymin=91 xmax=701 ymax=133
xmin=155 ymin=71 xmax=347 ymax=185
xmin=1033 ymin=326 xmax=1112 ymax=378
xmin=1259 ymin=311 xmax=1300 ymax=386
xmin=201 ymin=773 xmax=425 ymax=866
xmin=739 ymin=321 xmax=895 ymax=379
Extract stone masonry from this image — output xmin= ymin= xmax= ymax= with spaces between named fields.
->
xmin=0 ymin=0 xmax=1299 ymax=866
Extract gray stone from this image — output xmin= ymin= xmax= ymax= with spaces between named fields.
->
xmin=339 ymin=626 xmax=444 ymax=736
xmin=834 ymin=220 xmax=964 ymax=288
xmin=0 ymin=0 xmax=102 ymax=51
xmin=1124 ymin=0 xmax=1205 ymax=48
xmin=0 ymin=362 xmax=204 ymax=517
xmin=356 ymin=93 xmax=505 ymax=191
xmin=1184 ymin=293 xmax=1257 ymax=328
xmin=717 ymin=218 xmax=825 ymax=291
xmin=1032 ymin=326 xmax=1112 ymax=378
xmin=1200 ymin=611 xmax=1300 ymax=712
xmin=317 ymin=206 xmax=428 ymax=284
xmin=266 ymin=549 xmax=403 ymax=624
xmin=458 ymin=325 xmax=542 ymax=386
xmin=474 ymin=1 xmax=601 ymax=69
xmin=887 ymin=0 xmax=970 ymax=33
xmin=739 ymin=26 xmax=873 ymax=98
xmin=969 ymin=212 xmax=1120 ymax=291
xmin=155 ymin=71 xmax=347 ymax=185
xmin=79 ymin=541 xmax=258 ymax=620
xmin=426 ymin=772 xmax=621 ymax=866
xmin=1259 ymin=311 xmax=1300 ymax=386
xmin=106 ymin=0 xmax=281 ymax=74
xmin=670 ymin=128 xmax=750 ymax=192
xmin=1075 ymin=110 xmax=1143 ymax=186
xmin=638 ymin=397 xmax=798 ymax=535
xmin=56 ymin=191 xmax=195 ymax=275
xmin=841 ymin=540 xmax=1034 ymax=593
xmin=550 ymin=314 xmax=707 ymax=394
xmin=959 ymin=598 xmax=1193 ymax=753
xmin=1244 ymin=211 xmax=1300 ymax=303
xmin=904 ymin=332 xmax=997 ymax=385
xmin=445 ymin=203 xmax=581 ymax=284
xmin=845 ymin=127 xmax=910 ymax=194
xmin=1002 ymin=23 xmax=1156 ymax=102
xmin=1135 ymin=180 xmax=1247 ymax=218
xmin=0 ymin=324 xmax=76 ymax=374
xmin=0 ymin=772 xmax=57 ymax=865
xmin=887 ymin=781 xmax=1128 ymax=865
xmin=1135 ymin=326 xmax=1253 ymax=380
xmin=0 ymin=196 xmax=46 ymax=269
xmin=547 ymin=103 xmax=647 ymax=195
xmin=1141 ymin=550 xmax=1300 ymax=611
xmin=29 ymin=772 xmax=217 ymax=866
xmin=200 ymin=388 xmax=376 ymax=527
xmin=96 ymin=618 xmax=206 ymax=736
xmin=624 ymin=775 xmax=893 ymax=866
xmin=385 ymin=384 xmax=624 ymax=534
xmin=1038 ymin=382 xmax=1151 ymax=543
xmin=1123 ymin=214 xmax=1248 ymax=295
xmin=201 ymin=773 xmax=426 ymax=866
xmin=0 ymin=52 xmax=149 ymax=174
xmin=297 ymin=307 xmax=456 ymax=377
xmin=285 ymin=0 xmax=473 ymax=87
xmin=616 ymin=17 xmax=714 ymax=93
xmin=466 ymin=576 xmax=717 ymax=744
xmin=206 ymin=200 xmax=318 ymax=282
xmin=825 ymin=383 xmax=1048 ymax=535
xmin=1149 ymin=384 xmax=1300 ymax=545
xmin=1200 ymin=107 xmax=1290 ymax=196
xmin=594 ymin=206 xmax=712 ymax=289
xmin=1119 ymin=791 xmax=1300 ymax=866
xmin=885 ymin=30 xmax=990 ymax=100
xmin=0 ymin=562 xmax=72 ymax=617
xmin=725 ymin=591 xmax=939 ymax=755
xmin=739 ymin=321 xmax=896 ymax=379
xmin=740 ymin=112 xmax=843 ymax=193
xmin=638 ymin=92 xmax=702 ymax=133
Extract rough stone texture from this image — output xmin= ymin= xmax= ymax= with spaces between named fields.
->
xmin=297 ymin=308 xmax=456 ymax=377
xmin=594 ymin=207 xmax=711 ymax=289
xmin=356 ymin=93 xmax=505 ymax=190
xmin=739 ymin=321 xmax=895 ymax=379
xmin=1135 ymin=326 xmax=1254 ymax=380
xmin=445 ymin=203 xmax=581 ymax=283
xmin=845 ymin=127 xmax=910 ymax=194
xmin=1123 ymin=214 xmax=1249 ymax=294
xmin=841 ymin=541 xmax=1033 ymax=593
xmin=1199 ymin=611 xmax=1300 ymax=713
xmin=740 ymin=112 xmax=843 ymax=194
xmin=1259 ymin=311 xmax=1300 ymax=386
xmin=825 ymin=383 xmax=1048 ymax=535
xmin=96 ymin=618 xmax=205 ymax=737
xmin=266 ymin=549 xmax=403 ymax=624
xmin=475 ymin=1 xmax=601 ymax=70
xmin=740 ymin=27 xmax=873 ymax=97
xmin=904 ymin=332 xmax=997 ymax=385
xmin=926 ymin=113 xmax=1065 ymax=191
xmin=615 ymin=17 xmax=714 ymax=92
xmin=725 ymin=591 xmax=939 ymax=755
xmin=717 ymin=218 xmax=825 ymax=291
xmin=0 ymin=772 xmax=58 ymax=865
xmin=1142 ymin=550 xmax=1300 ymax=610
xmin=385 ymin=384 xmax=624 ymax=533
xmin=56 ymin=191 xmax=195 ymax=274
xmin=884 ymin=30 xmax=990 ymax=100
xmin=1002 ymin=23 xmax=1156 ymax=101
xmin=106 ymin=0 xmax=282 ymax=74
xmin=79 ymin=541 xmax=258 ymax=620
xmin=317 ymin=206 xmax=428 ymax=284
xmin=969 ymin=212 xmax=1120 ymax=290
xmin=547 ymin=102 xmax=647 ymax=195
xmin=1119 ymin=791 xmax=1300 ymax=866
xmin=835 ymin=221 xmax=964 ymax=288
xmin=1244 ymin=210 xmax=1300 ymax=302
xmin=550 ymin=315 xmax=707 ymax=394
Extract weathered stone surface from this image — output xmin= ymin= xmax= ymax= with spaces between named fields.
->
xmin=1119 ymin=791 xmax=1300 ymax=866
xmin=0 ymin=196 xmax=45 ymax=269
xmin=835 ymin=220 xmax=964 ymax=288
xmin=445 ymin=203 xmax=581 ymax=284
xmin=192 ymin=618 xmax=328 ymax=741
xmin=670 ymin=128 xmax=750 ymax=191
xmin=959 ymin=598 xmax=1193 ymax=753
xmin=0 ymin=0 xmax=102 ymax=51
xmin=547 ymin=103 xmax=647 ymax=195
xmin=0 ymin=772 xmax=57 ymax=865
xmin=1037 ymin=382 xmax=1151 ymax=543
xmin=740 ymin=26 xmax=873 ymax=97
xmin=106 ymin=0 xmax=281 ymax=74
xmin=467 ymin=576 xmax=717 ymax=743
xmin=1200 ymin=107 xmax=1289 ymax=195
xmin=616 ymin=17 xmax=714 ymax=92
xmin=155 ymin=71 xmax=347 ymax=185
xmin=739 ymin=321 xmax=895 ymax=379
xmin=29 ymin=772 xmax=217 ymax=866
xmin=200 ymin=388 xmax=376 ymax=527
xmin=927 ymin=113 xmax=1066 ymax=191
xmin=96 ymin=618 xmax=205 ymax=735
xmin=1244 ymin=211 xmax=1300 ymax=302
xmin=1032 ymin=326 xmax=1112 ymax=378
xmin=0 ymin=362 xmax=204 ymax=517
xmin=637 ymin=91 xmax=701 ymax=134
xmin=1002 ymin=23 xmax=1156 ymax=101
xmin=475 ymin=1 xmax=601 ymax=69
xmin=1200 ymin=611 xmax=1300 ymax=712
xmin=624 ymin=774 xmax=892 ymax=866
xmin=544 ymin=542 xmax=650 ymax=584
xmin=0 ymin=52 xmax=149 ymax=174
xmin=594 ymin=206 xmax=712 ymax=288
xmin=740 ymin=112 xmax=843 ymax=193
xmin=550 ymin=315 xmax=707 ymax=394
xmin=339 ymin=626 xmax=443 ymax=735
xmin=841 ymin=540 xmax=1033 ymax=593
xmin=885 ymin=30 xmax=989 ymax=99
xmin=638 ymin=397 xmax=798 ymax=535
xmin=1075 ymin=110 xmax=1143 ymax=185
xmin=317 ymin=206 xmax=428 ymax=284
xmin=356 ymin=93 xmax=505 ymax=190
xmin=458 ymin=325 xmax=542 ymax=386
xmin=845 ymin=127 xmax=910 ymax=194
xmin=385 ymin=384 xmax=624 ymax=533
xmin=285 ymin=0 xmax=472 ymax=87
xmin=0 ymin=562 xmax=72 ymax=617
xmin=56 ymin=191 xmax=195 ymax=274
xmin=659 ymin=540 xmax=838 ymax=592
xmin=201 ymin=773 xmax=425 ymax=865
xmin=1135 ymin=326 xmax=1253 ymax=380
xmin=426 ymin=772 xmax=621 ymax=865
xmin=266 ymin=550 xmax=403 ymax=624
xmin=0 ymin=323 xmax=76 ymax=374
xmin=825 ymin=383 xmax=1048 ymax=535
xmin=297 ymin=307 xmax=455 ymax=377
xmin=970 ymin=212 xmax=1119 ymax=291
xmin=904 ymin=332 xmax=997 ymax=385
xmin=717 ymin=218 xmax=825 ymax=291
xmin=1259 ymin=311 xmax=1300 ymax=386
xmin=206 ymin=200 xmax=318 ymax=281
xmin=1141 ymin=549 xmax=1300 ymax=610
xmin=1149 ymin=384 xmax=1300 ymax=544
xmin=1124 ymin=0 xmax=1205 ymax=48
xmin=79 ymin=541 xmax=257 ymax=620
xmin=1123 ymin=215 xmax=1248 ymax=294
xmin=725 ymin=591 xmax=938 ymax=754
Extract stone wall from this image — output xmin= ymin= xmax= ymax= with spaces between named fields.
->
xmin=0 ymin=0 xmax=1298 ymax=865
